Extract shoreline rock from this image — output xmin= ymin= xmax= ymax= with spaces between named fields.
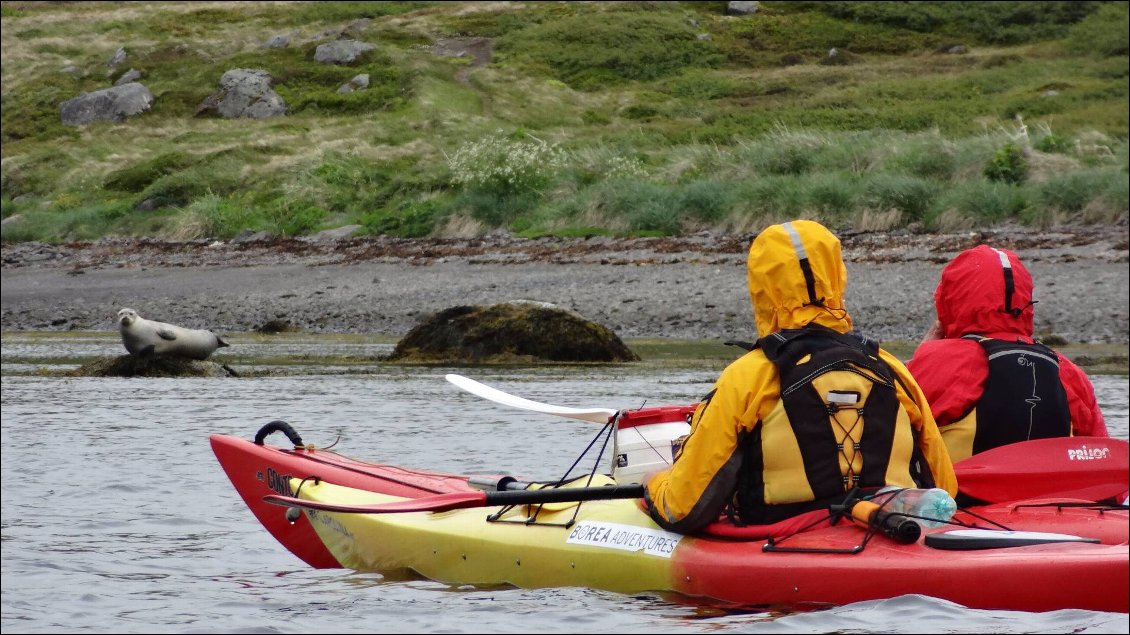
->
xmin=386 ymin=302 xmax=641 ymax=363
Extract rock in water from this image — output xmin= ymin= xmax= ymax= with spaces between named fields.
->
xmin=69 ymin=355 xmax=235 ymax=378
xmin=386 ymin=302 xmax=639 ymax=363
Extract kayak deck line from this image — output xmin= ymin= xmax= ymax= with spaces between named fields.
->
xmin=271 ymin=475 xmax=1123 ymax=551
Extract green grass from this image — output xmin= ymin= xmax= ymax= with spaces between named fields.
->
xmin=1 ymin=0 xmax=1127 ymax=244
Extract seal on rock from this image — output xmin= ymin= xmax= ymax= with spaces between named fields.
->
xmin=116 ymin=308 xmax=230 ymax=360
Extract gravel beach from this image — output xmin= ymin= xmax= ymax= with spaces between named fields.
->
xmin=2 ymin=225 xmax=1127 ymax=345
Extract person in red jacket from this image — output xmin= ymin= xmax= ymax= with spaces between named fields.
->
xmin=907 ymin=244 xmax=1108 ymax=463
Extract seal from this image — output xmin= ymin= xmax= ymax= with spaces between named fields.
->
xmin=116 ymin=308 xmax=230 ymax=360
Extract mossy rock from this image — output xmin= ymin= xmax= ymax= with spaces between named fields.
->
xmin=68 ymin=355 xmax=235 ymax=377
xmin=256 ymin=319 xmax=300 ymax=334
xmin=386 ymin=302 xmax=640 ymax=364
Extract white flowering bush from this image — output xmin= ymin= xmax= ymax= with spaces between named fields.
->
xmin=603 ymin=155 xmax=647 ymax=179
xmin=447 ymin=131 xmax=567 ymax=195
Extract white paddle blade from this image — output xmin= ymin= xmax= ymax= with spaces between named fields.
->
xmin=444 ymin=374 xmax=618 ymax=424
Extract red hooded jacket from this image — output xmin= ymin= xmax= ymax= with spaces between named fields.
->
xmin=907 ymin=245 xmax=1107 ymax=458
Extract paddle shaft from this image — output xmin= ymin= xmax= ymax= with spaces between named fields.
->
xmin=483 ymin=484 xmax=644 ymax=506
xmin=265 ymin=483 xmax=647 ymax=515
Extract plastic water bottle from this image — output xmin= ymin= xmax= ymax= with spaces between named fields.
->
xmin=874 ymin=487 xmax=957 ymax=528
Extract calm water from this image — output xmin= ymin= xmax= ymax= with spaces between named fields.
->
xmin=2 ymin=335 xmax=1127 ymax=634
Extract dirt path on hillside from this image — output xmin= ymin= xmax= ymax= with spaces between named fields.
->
xmin=433 ymin=37 xmax=494 ymax=117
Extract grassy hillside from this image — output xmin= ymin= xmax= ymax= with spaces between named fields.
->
xmin=1 ymin=0 xmax=1127 ymax=243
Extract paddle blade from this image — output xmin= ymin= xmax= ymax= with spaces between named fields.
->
xmin=264 ymin=491 xmax=488 ymax=514
xmin=445 ymin=373 xmax=618 ymax=423
xmin=954 ymin=436 xmax=1129 ymax=503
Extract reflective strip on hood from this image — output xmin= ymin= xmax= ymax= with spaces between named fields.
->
xmin=784 ymin=222 xmax=822 ymax=307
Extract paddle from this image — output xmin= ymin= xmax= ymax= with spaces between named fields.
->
xmin=445 ymin=374 xmax=618 ymax=423
xmin=952 ymin=436 xmax=1129 ymax=503
xmin=264 ymin=483 xmax=646 ymax=515
xmin=445 ymin=374 xmax=1130 ymax=503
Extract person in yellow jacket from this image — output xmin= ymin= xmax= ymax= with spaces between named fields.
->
xmin=645 ymin=220 xmax=957 ymax=533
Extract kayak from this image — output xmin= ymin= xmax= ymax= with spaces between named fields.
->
xmin=211 ymin=377 xmax=1130 ymax=613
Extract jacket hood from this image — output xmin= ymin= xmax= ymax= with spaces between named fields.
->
xmin=747 ymin=220 xmax=853 ymax=338
xmin=935 ymin=244 xmax=1035 ymax=339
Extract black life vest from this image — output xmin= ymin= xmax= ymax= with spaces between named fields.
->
xmin=963 ymin=335 xmax=1072 ymax=455
xmin=731 ymin=325 xmax=934 ymax=525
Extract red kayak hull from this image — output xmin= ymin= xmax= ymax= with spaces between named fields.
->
xmin=210 ymin=434 xmax=480 ymax=568
xmin=212 ymin=432 xmax=1129 ymax=612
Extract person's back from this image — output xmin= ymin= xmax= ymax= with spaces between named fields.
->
xmin=907 ymin=245 xmax=1107 ymax=463
xmin=644 ymin=220 xmax=956 ymax=534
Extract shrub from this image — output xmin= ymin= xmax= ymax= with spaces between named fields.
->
xmin=730 ymin=11 xmax=931 ymax=58
xmin=804 ymin=173 xmax=862 ymax=219
xmin=1034 ymin=132 xmax=1072 ymax=154
xmin=360 ymin=198 xmax=444 ymax=237
xmin=677 ymin=180 xmax=733 ymax=224
xmin=885 ymin=134 xmax=958 ymax=180
xmin=1065 ymin=2 xmax=1129 ymax=56
xmin=448 ymin=188 xmax=543 ymax=228
xmin=668 ymin=73 xmax=740 ymax=100
xmin=447 ymin=131 xmax=566 ymax=196
xmin=184 ymin=194 xmax=258 ymax=239
xmin=732 ymin=176 xmax=809 ymax=218
xmin=738 ymin=131 xmax=827 ymax=176
xmin=984 ymin=143 xmax=1029 ymax=184
xmin=577 ymin=179 xmax=681 ymax=235
xmin=2 ymin=151 xmax=79 ymax=198
xmin=581 ymin=110 xmax=612 ymax=125
xmin=497 ymin=12 xmax=724 ymax=90
xmin=861 ymin=173 xmax=939 ymax=221
xmin=931 ymin=181 xmax=1030 ymax=223
xmin=567 ymin=149 xmax=647 ymax=186
xmin=264 ymin=201 xmax=327 ymax=237
xmin=104 ymin=152 xmax=195 ymax=192
xmin=308 ymin=154 xmax=441 ymax=220
xmin=817 ymin=1 xmax=1099 ymax=45
xmin=1 ymin=198 xmax=136 ymax=243
xmin=273 ymin=1 xmax=431 ymax=26
xmin=620 ymin=104 xmax=663 ymax=121
xmin=1038 ymin=169 xmax=1119 ymax=213
xmin=0 ymin=77 xmax=80 ymax=143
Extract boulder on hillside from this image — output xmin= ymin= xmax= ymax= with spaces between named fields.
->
xmin=113 ymin=68 xmax=142 ymax=86
xmin=60 ymin=83 xmax=154 ymax=126
xmin=386 ymin=302 xmax=640 ymax=364
xmin=196 ymin=68 xmax=286 ymax=119
xmin=106 ymin=46 xmax=127 ymax=68
xmin=314 ymin=39 xmax=375 ymax=64
xmin=68 ymin=355 xmax=237 ymax=377
xmin=337 ymin=73 xmax=370 ymax=93
xmin=263 ymin=34 xmax=290 ymax=49
xmin=727 ymin=1 xmax=759 ymax=15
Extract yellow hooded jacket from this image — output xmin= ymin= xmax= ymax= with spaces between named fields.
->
xmin=644 ymin=220 xmax=957 ymax=534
